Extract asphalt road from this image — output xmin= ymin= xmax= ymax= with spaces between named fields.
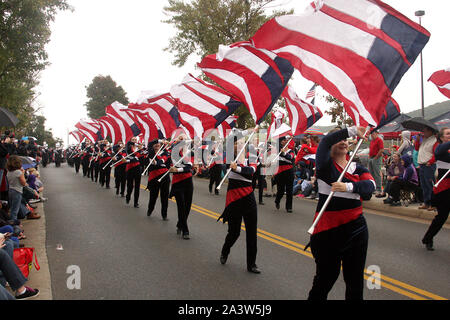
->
xmin=41 ymin=164 xmax=449 ymax=300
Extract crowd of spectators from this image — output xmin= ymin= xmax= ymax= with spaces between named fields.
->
xmin=0 ymin=129 xmax=53 ymax=300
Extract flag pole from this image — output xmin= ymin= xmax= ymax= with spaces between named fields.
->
xmin=142 ymin=143 xmax=168 ymax=176
xmin=270 ymin=138 xmax=293 ymax=163
xmin=216 ymin=126 xmax=259 ymax=191
xmin=307 ymin=126 xmax=370 ymax=235
xmin=110 ymin=146 xmax=144 ymax=167
xmin=102 ymin=145 xmax=125 ymax=170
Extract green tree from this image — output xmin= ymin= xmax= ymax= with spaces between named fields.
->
xmin=85 ymin=75 xmax=129 ymax=119
xmin=324 ymin=95 xmax=354 ymax=128
xmin=163 ymin=0 xmax=292 ymax=129
xmin=0 ymin=0 xmax=71 ymax=130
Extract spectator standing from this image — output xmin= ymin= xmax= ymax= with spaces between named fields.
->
xmin=368 ymin=130 xmax=384 ymax=196
xmin=415 ymin=126 xmax=439 ymax=211
xmin=398 ymin=131 xmax=414 ymax=157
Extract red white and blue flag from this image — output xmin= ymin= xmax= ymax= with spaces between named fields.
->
xmin=123 ymin=109 xmax=161 ymax=147
xmin=75 ymin=120 xmax=101 ymax=143
xmin=305 ymin=83 xmax=317 ymax=103
xmin=251 ymin=0 xmax=430 ymax=127
xmin=105 ymin=102 xmax=141 ymax=143
xmin=129 ymin=93 xmax=181 ymax=139
xmin=69 ymin=130 xmax=85 ymax=143
xmin=282 ymin=86 xmax=323 ymax=136
xmin=428 ymin=69 xmax=450 ymax=99
xmin=266 ymin=110 xmax=285 ymax=141
xmin=216 ymin=115 xmax=238 ymax=139
xmin=198 ymin=41 xmax=294 ymax=125
xmin=170 ymin=74 xmax=241 ymax=138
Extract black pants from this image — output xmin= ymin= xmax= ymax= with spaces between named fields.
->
xmin=275 ymin=170 xmax=294 ymax=210
xmin=114 ymin=165 xmax=126 ymax=196
xmin=74 ymin=158 xmax=81 ymax=173
xmin=99 ymin=164 xmax=111 ymax=188
xmin=221 ymin=195 xmax=258 ymax=269
xmin=126 ymin=166 xmax=142 ymax=205
xmin=423 ymin=189 xmax=450 ymax=244
xmin=171 ymin=178 xmax=193 ymax=235
xmin=82 ymin=158 xmax=89 ymax=177
xmin=209 ymin=165 xmax=222 ymax=194
xmin=389 ymin=180 xmax=419 ymax=202
xmin=308 ymin=215 xmax=369 ymax=300
xmin=147 ymin=176 xmax=170 ymax=218
xmin=252 ymin=172 xmax=265 ymax=204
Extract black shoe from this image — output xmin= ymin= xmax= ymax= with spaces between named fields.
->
xmin=162 ymin=216 xmax=169 ymax=221
xmin=422 ymin=239 xmax=434 ymax=251
xmin=15 ymin=287 xmax=40 ymax=300
xmin=275 ymin=202 xmax=280 ymax=210
xmin=383 ymin=197 xmax=393 ymax=204
xmin=134 ymin=203 xmax=140 ymax=208
xmin=182 ymin=233 xmax=190 ymax=240
xmin=126 ymin=198 xmax=130 ymax=204
xmin=220 ymin=254 xmax=228 ymax=265
xmin=286 ymin=209 xmax=293 ymax=213
xmin=247 ymin=266 xmax=261 ymax=274
xmin=215 ymin=191 xmax=219 ymax=195
xmin=259 ymin=202 xmax=265 ymax=205
xmin=177 ymin=228 xmax=181 ymax=235
xmin=147 ymin=210 xmax=152 ymax=217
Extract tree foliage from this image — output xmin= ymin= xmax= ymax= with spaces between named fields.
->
xmin=23 ymin=114 xmax=59 ymax=147
xmin=0 ymin=0 xmax=70 ymax=138
xmin=163 ymin=0 xmax=292 ymax=129
xmin=324 ymin=95 xmax=354 ymax=128
xmin=85 ymin=75 xmax=129 ymax=119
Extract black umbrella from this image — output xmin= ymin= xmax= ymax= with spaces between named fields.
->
xmin=0 ymin=107 xmax=19 ymax=127
xmin=401 ymin=117 xmax=438 ymax=133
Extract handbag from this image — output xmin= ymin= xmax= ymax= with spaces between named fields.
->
xmin=13 ymin=247 xmax=40 ymax=278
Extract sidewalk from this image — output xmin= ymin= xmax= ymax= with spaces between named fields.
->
xmin=18 ymin=200 xmax=52 ymax=300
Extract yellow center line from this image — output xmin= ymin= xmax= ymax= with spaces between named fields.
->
xmin=139 ymin=182 xmax=447 ymax=300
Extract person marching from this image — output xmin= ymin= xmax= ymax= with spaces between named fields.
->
xmin=73 ymin=146 xmax=81 ymax=174
xmin=125 ymin=137 xmax=143 ymax=208
xmin=168 ymin=136 xmax=194 ymax=240
xmin=208 ymin=141 xmax=223 ymax=195
xmin=81 ymin=141 xmax=91 ymax=177
xmin=92 ymin=143 xmax=101 ymax=183
xmin=112 ymin=141 xmax=127 ymax=197
xmin=98 ymin=141 xmax=112 ymax=189
xmin=146 ymin=139 xmax=171 ymax=220
xmin=218 ymin=128 xmax=261 ymax=274
xmin=307 ymin=126 xmax=375 ymax=301
xmin=273 ymin=135 xmax=295 ymax=213
xmin=422 ymin=127 xmax=450 ymax=251
xmin=250 ymin=142 xmax=265 ymax=205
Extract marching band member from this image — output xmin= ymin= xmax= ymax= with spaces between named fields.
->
xmin=98 ymin=141 xmax=112 ymax=189
xmin=308 ymin=126 xmax=374 ymax=300
xmin=146 ymin=139 xmax=171 ymax=220
xmin=274 ymin=135 xmax=295 ymax=213
xmin=125 ymin=137 xmax=143 ymax=208
xmin=218 ymin=128 xmax=260 ymax=274
xmin=422 ymin=127 xmax=450 ymax=251
xmin=112 ymin=141 xmax=126 ymax=197
xmin=168 ymin=136 xmax=194 ymax=240
xmin=208 ymin=141 xmax=223 ymax=195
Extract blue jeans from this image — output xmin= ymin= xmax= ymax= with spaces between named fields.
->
xmin=8 ymin=189 xmax=22 ymax=221
xmin=0 ymin=226 xmax=19 ymax=248
xmin=419 ymin=164 xmax=436 ymax=206
xmin=0 ymin=246 xmax=27 ymax=291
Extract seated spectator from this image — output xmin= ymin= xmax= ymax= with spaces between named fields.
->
xmin=380 ymin=153 xmax=404 ymax=199
xmin=0 ymin=233 xmax=39 ymax=300
xmin=294 ymin=176 xmax=316 ymax=198
xmin=384 ymin=155 xmax=419 ymax=206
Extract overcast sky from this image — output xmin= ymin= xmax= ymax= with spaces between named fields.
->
xmin=35 ymin=0 xmax=450 ymax=145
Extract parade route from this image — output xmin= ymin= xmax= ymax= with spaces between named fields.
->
xmin=39 ymin=164 xmax=449 ymax=300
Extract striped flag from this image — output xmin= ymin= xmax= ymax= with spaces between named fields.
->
xmin=170 ymin=74 xmax=241 ymax=139
xmin=251 ymin=0 xmax=430 ymax=127
xmin=266 ymin=110 xmax=285 ymax=141
xmin=123 ymin=109 xmax=160 ymax=147
xmin=216 ymin=116 xmax=238 ymax=139
xmin=428 ymin=69 xmax=450 ymax=99
xmin=128 ymin=93 xmax=181 ymax=139
xmin=75 ymin=120 xmax=101 ymax=143
xmin=69 ymin=130 xmax=85 ymax=143
xmin=198 ymin=41 xmax=294 ymax=125
xmin=372 ymin=97 xmax=401 ymax=131
xmin=282 ymin=86 xmax=323 ymax=136
xmin=105 ymin=102 xmax=141 ymax=143
xmin=305 ymin=83 xmax=317 ymax=101
xmin=97 ymin=116 xmax=121 ymax=144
